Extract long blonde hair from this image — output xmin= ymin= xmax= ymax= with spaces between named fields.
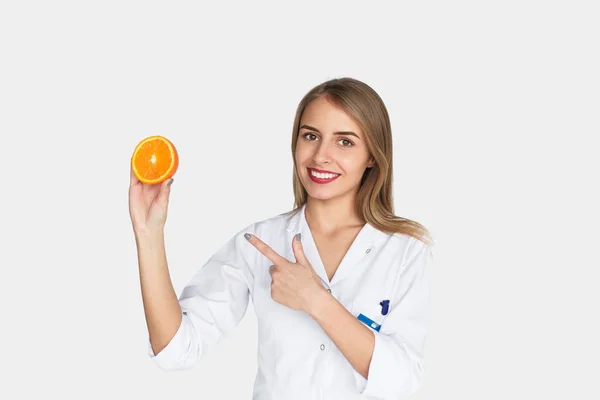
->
xmin=288 ymin=77 xmax=434 ymax=247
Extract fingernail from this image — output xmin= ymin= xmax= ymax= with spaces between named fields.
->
xmin=244 ymin=233 xmax=251 ymax=241
xmin=295 ymin=233 xmax=301 ymax=242
xmin=167 ymin=179 xmax=174 ymax=186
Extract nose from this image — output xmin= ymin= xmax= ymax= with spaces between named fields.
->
xmin=312 ymin=142 xmax=332 ymax=164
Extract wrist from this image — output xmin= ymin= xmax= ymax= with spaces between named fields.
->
xmin=306 ymin=286 xmax=333 ymax=319
xmin=134 ymin=228 xmax=165 ymax=246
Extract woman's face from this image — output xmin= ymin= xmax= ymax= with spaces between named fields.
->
xmin=295 ymin=95 xmax=374 ymax=202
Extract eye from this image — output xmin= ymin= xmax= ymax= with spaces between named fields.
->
xmin=339 ymin=138 xmax=354 ymax=147
xmin=301 ymin=132 xmax=354 ymax=147
xmin=303 ymin=133 xmax=318 ymax=141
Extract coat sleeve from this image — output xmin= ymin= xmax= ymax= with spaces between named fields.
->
xmin=358 ymin=237 xmax=433 ymax=399
xmin=147 ymin=226 xmax=255 ymax=370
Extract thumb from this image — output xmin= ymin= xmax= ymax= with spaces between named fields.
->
xmin=160 ymin=178 xmax=174 ymax=202
xmin=292 ymin=233 xmax=310 ymax=266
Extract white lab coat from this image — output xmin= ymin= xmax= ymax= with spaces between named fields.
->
xmin=148 ymin=203 xmax=433 ymax=400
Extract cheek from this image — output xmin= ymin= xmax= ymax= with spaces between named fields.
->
xmin=339 ymin=153 xmax=370 ymax=174
xmin=337 ymin=157 xmax=359 ymax=175
xmin=295 ymin=146 xmax=311 ymax=166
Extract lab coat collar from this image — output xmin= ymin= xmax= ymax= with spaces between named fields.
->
xmin=285 ymin=203 xmax=389 ymax=287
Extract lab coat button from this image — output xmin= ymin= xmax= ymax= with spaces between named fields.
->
xmin=320 ymin=344 xmax=325 ymax=351
xmin=326 ymin=288 xmax=331 ymax=293
xmin=366 ymin=248 xmax=371 ymax=253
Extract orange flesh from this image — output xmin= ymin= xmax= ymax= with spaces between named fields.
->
xmin=131 ymin=136 xmax=178 ymax=184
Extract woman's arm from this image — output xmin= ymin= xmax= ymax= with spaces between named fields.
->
xmin=309 ymin=238 xmax=433 ymax=399
xmin=142 ymin=227 xmax=254 ymax=370
xmin=308 ymin=291 xmax=375 ymax=379
xmin=135 ymin=228 xmax=183 ymax=356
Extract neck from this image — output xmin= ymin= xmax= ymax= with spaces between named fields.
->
xmin=304 ymin=195 xmax=365 ymax=234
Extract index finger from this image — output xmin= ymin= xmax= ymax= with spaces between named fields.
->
xmin=245 ymin=234 xmax=288 ymax=265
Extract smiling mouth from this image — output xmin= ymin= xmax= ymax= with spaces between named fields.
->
xmin=307 ymin=168 xmax=340 ymax=183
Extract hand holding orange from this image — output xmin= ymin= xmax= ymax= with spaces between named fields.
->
xmin=129 ymin=135 xmax=179 ymax=233
xmin=131 ymin=135 xmax=179 ymax=184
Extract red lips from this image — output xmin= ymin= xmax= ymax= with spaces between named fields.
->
xmin=307 ymin=168 xmax=340 ymax=184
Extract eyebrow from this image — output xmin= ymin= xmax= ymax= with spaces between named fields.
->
xmin=300 ymin=124 xmax=360 ymax=139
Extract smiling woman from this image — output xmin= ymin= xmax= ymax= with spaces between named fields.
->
xmin=289 ymin=79 xmax=432 ymax=247
xmin=129 ymin=77 xmax=434 ymax=400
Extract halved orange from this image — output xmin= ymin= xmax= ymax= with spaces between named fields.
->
xmin=131 ymin=135 xmax=179 ymax=184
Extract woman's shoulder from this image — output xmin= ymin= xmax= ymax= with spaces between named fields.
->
xmin=390 ymin=232 xmax=435 ymax=266
xmin=385 ymin=231 xmax=434 ymax=263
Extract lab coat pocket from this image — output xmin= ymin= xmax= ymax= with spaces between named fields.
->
xmin=351 ymin=297 xmax=388 ymax=332
xmin=350 ymin=276 xmax=396 ymax=333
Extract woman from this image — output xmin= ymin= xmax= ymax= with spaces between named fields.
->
xmin=129 ymin=77 xmax=434 ymax=400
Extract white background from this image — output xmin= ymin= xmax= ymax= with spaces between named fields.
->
xmin=1 ymin=1 xmax=599 ymax=399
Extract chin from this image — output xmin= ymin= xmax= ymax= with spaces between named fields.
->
xmin=300 ymin=174 xmax=350 ymax=201
xmin=306 ymin=191 xmax=338 ymax=201
xmin=304 ymin=184 xmax=342 ymax=201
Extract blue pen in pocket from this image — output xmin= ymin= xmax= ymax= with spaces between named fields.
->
xmin=380 ymin=299 xmax=390 ymax=315
xmin=357 ymin=313 xmax=381 ymax=332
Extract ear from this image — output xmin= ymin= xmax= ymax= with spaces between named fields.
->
xmin=367 ymin=157 xmax=375 ymax=168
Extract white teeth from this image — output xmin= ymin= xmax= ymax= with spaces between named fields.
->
xmin=310 ymin=169 xmax=338 ymax=179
